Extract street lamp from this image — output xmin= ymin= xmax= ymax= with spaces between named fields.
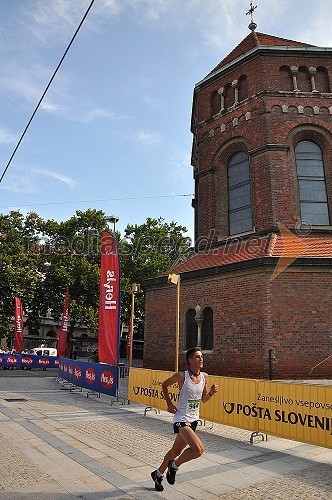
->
xmin=129 ymin=283 xmax=140 ymax=369
xmin=168 ymin=273 xmax=180 ymax=371
xmin=105 ymin=215 xmax=119 ymax=233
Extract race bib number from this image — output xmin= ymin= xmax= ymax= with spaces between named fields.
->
xmin=186 ymin=399 xmax=200 ymax=418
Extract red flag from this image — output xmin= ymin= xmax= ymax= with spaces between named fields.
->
xmin=98 ymin=231 xmax=121 ymax=365
xmin=14 ymin=297 xmax=23 ymax=353
xmin=57 ymin=288 xmax=69 ymax=358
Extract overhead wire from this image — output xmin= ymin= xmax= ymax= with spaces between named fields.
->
xmin=0 ymin=193 xmax=194 ymax=210
xmin=0 ymin=0 xmax=96 ymax=185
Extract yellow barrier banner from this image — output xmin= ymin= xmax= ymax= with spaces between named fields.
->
xmin=128 ymin=368 xmax=332 ymax=449
xmin=256 ymin=381 xmax=332 ymax=448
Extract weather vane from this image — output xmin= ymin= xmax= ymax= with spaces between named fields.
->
xmin=246 ymin=1 xmax=257 ymax=31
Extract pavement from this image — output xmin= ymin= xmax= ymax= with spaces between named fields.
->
xmin=0 ymin=370 xmax=331 ymax=500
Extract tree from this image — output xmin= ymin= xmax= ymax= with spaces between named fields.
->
xmin=119 ymin=217 xmax=191 ymax=328
xmin=0 ymin=210 xmax=191 ymax=347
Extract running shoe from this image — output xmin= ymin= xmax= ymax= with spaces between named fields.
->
xmin=151 ymin=470 xmax=164 ymax=491
xmin=166 ymin=460 xmax=177 ymax=485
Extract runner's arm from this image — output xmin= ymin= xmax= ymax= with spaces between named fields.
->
xmin=162 ymin=372 xmax=184 ymax=413
xmin=201 ymin=373 xmax=218 ymax=403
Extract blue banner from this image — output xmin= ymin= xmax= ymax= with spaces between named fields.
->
xmin=58 ymin=358 xmax=118 ymax=396
xmin=0 ymin=353 xmax=59 ymax=369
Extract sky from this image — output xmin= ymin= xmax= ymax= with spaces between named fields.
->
xmin=1 ymin=0 xmax=332 ymax=242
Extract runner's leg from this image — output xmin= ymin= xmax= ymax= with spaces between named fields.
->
xmin=158 ymin=433 xmax=187 ymax=474
xmin=174 ymin=426 xmax=204 ymax=467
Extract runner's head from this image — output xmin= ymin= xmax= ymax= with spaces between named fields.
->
xmin=186 ymin=347 xmax=203 ymax=370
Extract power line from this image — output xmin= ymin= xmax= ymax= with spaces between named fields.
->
xmin=0 ymin=0 xmax=96 ymax=185
xmin=0 ymin=193 xmax=194 ymax=210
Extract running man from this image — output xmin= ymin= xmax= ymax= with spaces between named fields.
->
xmin=151 ymin=347 xmax=218 ymax=491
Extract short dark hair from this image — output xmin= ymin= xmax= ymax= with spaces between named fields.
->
xmin=186 ymin=347 xmax=202 ymax=363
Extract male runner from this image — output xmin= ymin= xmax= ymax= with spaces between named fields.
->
xmin=151 ymin=347 xmax=218 ymax=491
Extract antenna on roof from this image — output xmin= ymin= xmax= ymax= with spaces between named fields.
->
xmin=246 ymin=1 xmax=257 ymax=31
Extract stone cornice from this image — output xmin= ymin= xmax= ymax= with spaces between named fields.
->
xmin=248 ymin=144 xmax=290 ymax=157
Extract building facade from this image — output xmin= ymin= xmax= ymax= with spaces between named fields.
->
xmin=142 ymin=29 xmax=332 ymax=379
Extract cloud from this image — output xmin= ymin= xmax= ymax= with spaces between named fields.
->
xmin=134 ymin=130 xmax=162 ymax=146
xmin=80 ymin=108 xmax=118 ymax=123
xmin=168 ymin=152 xmax=192 ymax=182
xmin=0 ymin=127 xmax=17 ymax=145
xmin=32 ymin=168 xmax=77 ymax=188
xmin=0 ymin=175 xmax=36 ymax=194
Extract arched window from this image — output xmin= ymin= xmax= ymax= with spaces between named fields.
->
xmin=295 ymin=141 xmax=330 ymax=225
xmin=316 ymin=67 xmax=330 ymax=93
xmin=186 ymin=308 xmax=197 ymax=349
xmin=238 ymin=75 xmax=248 ymax=102
xmin=297 ymin=66 xmax=311 ymax=92
xmin=224 ymin=83 xmax=233 ymax=111
xmin=279 ymin=65 xmax=293 ymax=91
xmin=202 ymin=307 xmax=213 ymax=350
xmin=228 ymin=152 xmax=253 ymax=235
xmin=210 ymin=90 xmax=220 ymax=116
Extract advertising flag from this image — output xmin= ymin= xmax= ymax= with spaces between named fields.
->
xmin=57 ymin=288 xmax=69 ymax=357
xmin=13 ymin=297 xmax=23 ymax=353
xmin=98 ymin=231 xmax=121 ymax=365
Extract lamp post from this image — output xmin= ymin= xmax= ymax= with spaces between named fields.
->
xmin=105 ymin=215 xmax=119 ymax=233
xmin=129 ymin=283 xmax=140 ymax=369
xmin=168 ymin=273 xmax=180 ymax=371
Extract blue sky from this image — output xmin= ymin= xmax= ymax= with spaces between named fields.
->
xmin=1 ymin=0 xmax=332 ymax=241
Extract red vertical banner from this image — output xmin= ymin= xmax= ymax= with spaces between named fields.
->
xmin=98 ymin=231 xmax=121 ymax=365
xmin=13 ymin=297 xmax=23 ymax=353
xmin=57 ymin=288 xmax=69 ymax=358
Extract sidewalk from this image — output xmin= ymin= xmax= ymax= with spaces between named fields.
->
xmin=0 ymin=371 xmax=331 ymax=499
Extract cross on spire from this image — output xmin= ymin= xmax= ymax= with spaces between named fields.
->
xmin=246 ymin=1 xmax=257 ymax=31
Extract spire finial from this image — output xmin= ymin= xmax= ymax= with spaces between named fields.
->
xmin=246 ymin=1 xmax=257 ymax=31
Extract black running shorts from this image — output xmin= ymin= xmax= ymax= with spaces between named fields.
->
xmin=173 ymin=420 xmax=198 ymax=434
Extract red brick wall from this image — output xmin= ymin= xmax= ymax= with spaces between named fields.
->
xmin=143 ymin=266 xmax=332 ymax=379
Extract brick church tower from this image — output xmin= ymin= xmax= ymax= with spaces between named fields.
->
xmin=142 ymin=26 xmax=332 ymax=379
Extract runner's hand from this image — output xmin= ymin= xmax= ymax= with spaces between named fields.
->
xmin=167 ymin=403 xmax=177 ymax=414
xmin=210 ymin=384 xmax=218 ymax=395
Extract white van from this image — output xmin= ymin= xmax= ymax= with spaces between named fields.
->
xmin=32 ymin=348 xmax=57 ymax=357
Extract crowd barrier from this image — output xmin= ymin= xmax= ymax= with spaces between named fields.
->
xmin=0 ymin=353 xmax=59 ymax=369
xmin=58 ymin=358 xmax=118 ymax=397
xmin=128 ymin=368 xmax=332 ymax=450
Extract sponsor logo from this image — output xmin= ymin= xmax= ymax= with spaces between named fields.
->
xmin=55 ymin=358 xmax=59 ymax=366
xmin=100 ymin=370 xmax=114 ymax=389
xmin=38 ymin=357 xmax=50 ymax=366
xmin=7 ymin=356 xmax=17 ymax=365
xmin=74 ymin=366 xmax=82 ymax=380
xmin=68 ymin=364 xmax=73 ymax=376
xmin=104 ymin=270 xmax=117 ymax=310
xmin=21 ymin=357 xmax=33 ymax=365
xmin=85 ymin=367 xmax=96 ymax=384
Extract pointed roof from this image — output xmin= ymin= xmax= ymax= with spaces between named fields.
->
xmin=207 ymin=31 xmax=315 ymax=77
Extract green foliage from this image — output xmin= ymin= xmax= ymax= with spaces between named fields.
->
xmin=0 ymin=210 xmax=190 ymax=343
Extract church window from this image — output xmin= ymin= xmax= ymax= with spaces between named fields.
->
xmin=238 ymin=75 xmax=248 ymax=102
xmin=224 ymin=83 xmax=233 ymax=111
xmin=316 ymin=67 xmax=330 ymax=93
xmin=297 ymin=66 xmax=311 ymax=92
xmin=202 ymin=307 xmax=213 ymax=350
xmin=210 ymin=90 xmax=220 ymax=116
xmin=280 ymin=65 xmax=293 ymax=91
xmin=295 ymin=141 xmax=330 ymax=225
xmin=228 ymin=152 xmax=253 ymax=235
xmin=186 ymin=308 xmax=197 ymax=349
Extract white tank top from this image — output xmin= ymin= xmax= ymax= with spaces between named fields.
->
xmin=174 ymin=370 xmax=205 ymax=423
